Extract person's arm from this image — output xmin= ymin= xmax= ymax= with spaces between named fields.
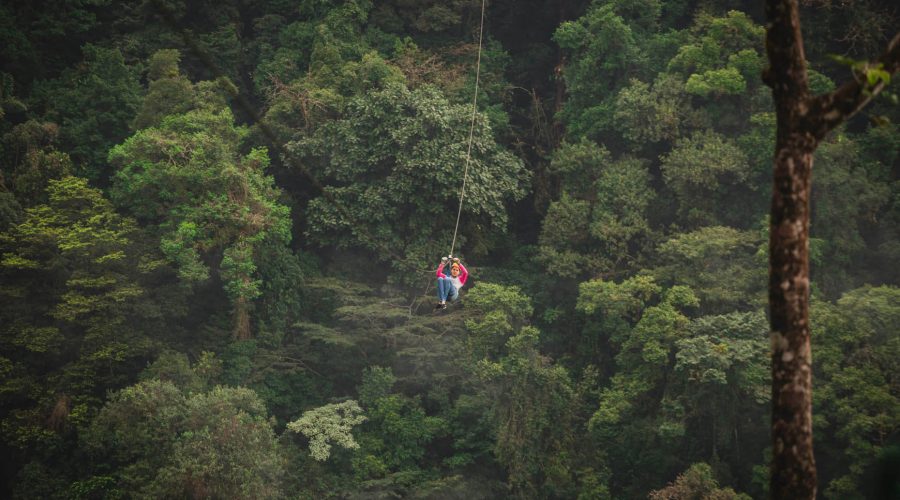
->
xmin=436 ymin=262 xmax=446 ymax=278
xmin=458 ymin=263 xmax=468 ymax=285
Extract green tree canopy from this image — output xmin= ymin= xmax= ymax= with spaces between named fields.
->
xmin=1 ymin=120 xmax=72 ymax=205
xmin=83 ymin=380 xmax=283 ymax=499
xmin=110 ymin=102 xmax=291 ymax=339
xmin=660 ymin=130 xmax=752 ymax=228
xmin=538 ymin=139 xmax=653 ymax=278
xmin=32 ymin=44 xmax=140 ymax=183
xmin=554 ymin=1 xmax=650 ymax=141
xmin=652 ymin=226 xmax=766 ymax=313
xmin=0 ymin=176 xmax=162 ymax=478
xmin=468 ymin=283 xmax=578 ymax=497
xmin=288 ymin=83 xmax=527 ymax=279
xmin=813 ymin=286 xmax=900 ymax=499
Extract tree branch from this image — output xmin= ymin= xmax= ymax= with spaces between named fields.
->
xmin=807 ymin=32 xmax=900 ymax=139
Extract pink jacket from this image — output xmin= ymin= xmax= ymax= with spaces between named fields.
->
xmin=436 ymin=262 xmax=468 ymax=287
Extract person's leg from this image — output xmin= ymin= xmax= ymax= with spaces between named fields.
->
xmin=449 ymin=285 xmax=459 ymax=302
xmin=436 ymin=278 xmax=449 ymax=302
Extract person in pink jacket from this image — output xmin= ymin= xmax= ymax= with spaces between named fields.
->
xmin=435 ymin=256 xmax=468 ymax=309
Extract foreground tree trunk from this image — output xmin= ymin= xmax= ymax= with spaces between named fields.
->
xmin=763 ymin=2 xmax=900 ymax=498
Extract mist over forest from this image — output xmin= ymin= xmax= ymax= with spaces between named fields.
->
xmin=0 ymin=0 xmax=898 ymax=498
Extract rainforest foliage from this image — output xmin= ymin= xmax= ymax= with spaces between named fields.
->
xmin=0 ymin=0 xmax=898 ymax=498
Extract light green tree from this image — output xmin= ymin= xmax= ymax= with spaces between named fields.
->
xmin=464 ymin=282 xmax=534 ymax=360
xmin=667 ymin=9 xmax=767 ymax=132
xmin=287 ymin=400 xmax=367 ymax=461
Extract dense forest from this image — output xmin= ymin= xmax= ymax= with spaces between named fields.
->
xmin=1 ymin=0 xmax=898 ymax=498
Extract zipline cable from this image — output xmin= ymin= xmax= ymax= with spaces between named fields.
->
xmin=448 ymin=0 xmax=487 ymax=259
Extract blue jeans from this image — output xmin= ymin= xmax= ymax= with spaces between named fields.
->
xmin=436 ymin=277 xmax=459 ymax=302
